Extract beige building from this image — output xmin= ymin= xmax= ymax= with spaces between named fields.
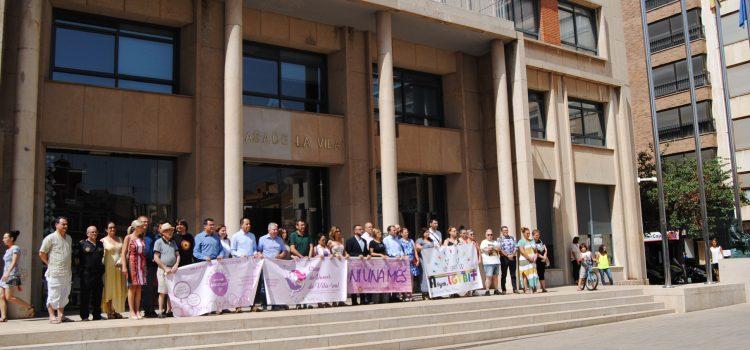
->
xmin=624 ymin=0 xmax=750 ymax=234
xmin=0 ymin=0 xmax=646 ymax=313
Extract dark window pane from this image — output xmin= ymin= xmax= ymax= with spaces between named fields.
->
xmin=281 ymin=62 xmax=320 ymax=100
xmin=519 ymin=0 xmax=537 ymax=34
xmin=244 ymin=57 xmax=278 ymax=95
xmin=244 ymin=95 xmax=279 ymax=108
xmin=52 ymin=72 xmax=115 ymax=88
xmin=280 ymin=99 xmax=305 ymax=111
xmin=528 ymin=91 xmax=546 ymax=139
xmin=118 ymin=36 xmax=173 ymax=80
xmin=54 ymin=27 xmax=115 ymax=73
xmin=118 ymin=79 xmax=173 ymax=94
xmin=559 ymin=9 xmax=575 ymax=44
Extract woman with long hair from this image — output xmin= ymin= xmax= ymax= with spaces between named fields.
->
xmin=0 ymin=230 xmax=34 ymax=321
xmin=442 ymin=227 xmax=458 ymax=247
xmin=595 ymin=245 xmax=613 ymax=286
xmin=328 ymin=226 xmax=345 ymax=258
xmin=217 ymin=224 xmax=232 ymax=259
xmin=516 ymin=227 xmax=539 ymax=293
xmin=121 ymin=219 xmax=147 ymax=319
xmin=399 ymin=228 xmax=419 ymax=302
xmin=415 ymin=228 xmax=435 ymax=299
xmin=101 ymin=222 xmax=126 ymax=319
xmin=368 ymin=229 xmax=387 ymax=304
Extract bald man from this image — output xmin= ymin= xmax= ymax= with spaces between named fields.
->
xmin=76 ymin=225 xmax=104 ymax=320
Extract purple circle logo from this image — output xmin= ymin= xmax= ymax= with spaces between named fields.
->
xmin=209 ymin=272 xmax=228 ymax=296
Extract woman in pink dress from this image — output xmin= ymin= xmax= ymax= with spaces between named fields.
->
xmin=121 ymin=219 xmax=147 ymax=319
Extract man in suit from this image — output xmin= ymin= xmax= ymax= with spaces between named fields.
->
xmin=344 ymin=224 xmax=369 ymax=305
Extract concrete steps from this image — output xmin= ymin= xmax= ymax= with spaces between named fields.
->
xmin=0 ymin=288 xmax=672 ymax=350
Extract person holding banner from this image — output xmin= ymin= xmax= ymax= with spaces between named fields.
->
xmin=328 ymin=227 xmax=346 ymax=258
xmin=367 ymin=228 xmax=387 ymax=304
xmin=416 ymin=228 xmax=435 ymax=299
xmin=231 ymin=218 xmax=256 ymax=258
xmin=217 ymin=225 xmax=232 ymax=259
xmin=480 ymin=229 xmax=501 ymax=296
xmin=362 ymin=222 xmax=375 ymax=246
xmin=384 ymin=225 xmax=406 ymax=302
xmin=399 ymin=228 xmax=419 ymax=302
xmin=517 ymin=227 xmax=539 ymax=293
xmin=193 ymin=219 xmax=223 ymax=263
xmin=498 ymin=226 xmax=518 ymax=294
xmin=345 ymin=224 xmax=370 ymax=305
xmin=153 ymin=223 xmax=180 ymax=318
xmin=256 ymin=222 xmax=287 ymax=311
xmin=174 ymin=219 xmax=194 ymax=266
xmin=442 ymin=227 xmax=458 ymax=247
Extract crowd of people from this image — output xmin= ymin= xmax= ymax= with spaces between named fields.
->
xmin=0 ymin=216 xmax=610 ymax=323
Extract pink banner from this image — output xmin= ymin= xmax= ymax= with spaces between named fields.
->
xmin=347 ymin=258 xmax=412 ymax=293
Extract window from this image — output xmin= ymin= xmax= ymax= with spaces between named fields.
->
xmin=727 ymin=63 xmax=750 ymax=98
xmin=652 ymin=55 xmax=708 ymax=97
xmin=662 ymin=148 xmax=717 ymax=163
xmin=645 ymin=0 xmax=678 ymax=11
xmin=51 ymin=10 xmax=178 ymax=94
xmin=243 ymin=43 xmax=327 ymax=113
xmin=648 ymin=9 xmax=703 ymax=52
xmin=656 ymin=101 xmax=714 ymax=141
xmin=734 ymin=117 xmax=750 ymax=150
xmin=534 ymin=180 xmax=556 ymax=267
xmin=558 ymin=1 xmax=597 ymax=54
xmin=575 ymin=184 xmax=613 ymax=264
xmin=497 ymin=0 xmax=539 ymax=38
xmin=528 ymin=91 xmax=546 ymax=139
xmin=376 ymin=174 xmax=447 ymax=238
xmin=373 ymin=66 xmax=444 ymax=127
xmin=568 ymin=98 xmax=605 ymax=146
xmin=721 ymin=11 xmax=748 ymax=46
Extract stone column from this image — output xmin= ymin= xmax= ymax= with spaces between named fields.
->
xmin=224 ymin=0 xmax=243 ymax=232
xmin=490 ymin=39 xmax=516 ymax=235
xmin=10 ymin=0 xmax=42 ymax=315
xmin=376 ymin=11 xmax=399 ymax=228
xmin=508 ymin=38 xmax=536 ymax=229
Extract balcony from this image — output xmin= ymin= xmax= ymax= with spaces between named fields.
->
xmin=658 ymin=119 xmax=715 ymax=141
xmin=654 ymin=72 xmax=709 ymax=97
xmin=645 ymin=0 xmax=678 ymax=11
xmin=650 ymin=25 xmax=704 ymax=52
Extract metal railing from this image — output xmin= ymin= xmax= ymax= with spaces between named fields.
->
xmin=658 ymin=119 xmax=715 ymax=141
xmin=645 ymin=0 xmax=678 ymax=11
xmin=654 ymin=72 xmax=709 ymax=97
xmin=649 ymin=25 xmax=704 ymax=52
xmin=434 ymin=0 xmax=514 ymax=21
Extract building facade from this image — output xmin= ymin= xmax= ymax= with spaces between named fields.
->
xmin=0 ymin=0 xmax=645 ymax=313
xmin=623 ymin=0 xmax=750 ymax=234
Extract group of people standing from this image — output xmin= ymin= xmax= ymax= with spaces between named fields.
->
xmin=568 ymin=236 xmax=613 ymax=290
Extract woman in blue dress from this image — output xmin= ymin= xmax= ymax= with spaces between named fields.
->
xmin=399 ymin=227 xmax=420 ymax=302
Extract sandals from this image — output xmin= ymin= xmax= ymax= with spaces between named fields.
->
xmin=24 ymin=307 xmax=35 ymax=318
xmin=49 ymin=319 xmax=61 ymax=324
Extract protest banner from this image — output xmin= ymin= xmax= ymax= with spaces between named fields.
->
xmin=422 ymin=245 xmax=483 ymax=298
xmin=166 ymin=257 xmax=262 ymax=317
xmin=263 ymin=257 xmax=347 ymax=304
xmin=347 ymin=258 xmax=412 ymax=293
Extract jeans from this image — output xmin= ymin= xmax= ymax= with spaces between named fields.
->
xmin=500 ymin=257 xmax=517 ymax=292
xmin=599 ymin=268 xmax=613 ymax=285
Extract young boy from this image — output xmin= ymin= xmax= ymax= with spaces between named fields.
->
xmin=153 ymin=223 xmax=180 ymax=318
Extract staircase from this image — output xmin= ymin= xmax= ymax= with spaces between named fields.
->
xmin=0 ymin=287 xmax=671 ymax=350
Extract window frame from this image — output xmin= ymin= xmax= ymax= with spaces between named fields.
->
xmin=558 ymin=1 xmax=598 ymax=55
xmin=373 ymin=64 xmax=445 ymax=127
xmin=528 ymin=90 xmax=547 ymax=140
xmin=50 ymin=9 xmax=179 ymax=94
xmin=652 ymin=55 xmax=708 ymax=97
xmin=647 ymin=9 xmax=703 ymax=52
xmin=242 ymin=41 xmax=328 ymax=114
xmin=568 ymin=98 xmax=606 ymax=147
xmin=502 ymin=0 xmax=540 ymax=39
xmin=656 ymin=101 xmax=714 ymax=141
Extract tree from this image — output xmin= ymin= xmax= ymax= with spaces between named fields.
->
xmin=637 ymin=145 xmax=748 ymax=244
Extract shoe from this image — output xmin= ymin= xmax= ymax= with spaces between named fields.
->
xmin=92 ymin=317 xmax=103 ymax=321
xmin=513 ymin=290 xmax=520 ymax=294
xmin=158 ymin=314 xmax=165 ymax=319
xmin=143 ymin=312 xmax=158 ymax=318
xmin=165 ymin=312 xmax=174 ymax=317
xmin=494 ymin=290 xmax=501 ymax=295
xmin=484 ymin=290 xmax=490 ymax=296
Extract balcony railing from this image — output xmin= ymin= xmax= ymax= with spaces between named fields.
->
xmin=654 ymin=72 xmax=709 ymax=97
xmin=434 ymin=0 xmax=514 ymax=21
xmin=650 ymin=25 xmax=704 ymax=52
xmin=645 ymin=0 xmax=678 ymax=11
xmin=658 ymin=119 xmax=715 ymax=141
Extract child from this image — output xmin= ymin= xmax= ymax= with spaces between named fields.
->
xmin=577 ymin=243 xmax=593 ymax=291
xmin=154 ymin=223 xmax=180 ymax=317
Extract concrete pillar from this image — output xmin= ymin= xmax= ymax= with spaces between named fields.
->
xmin=376 ymin=11 xmax=399 ymax=228
xmin=490 ymin=39 xmax=516 ymax=235
xmin=0 ymin=0 xmax=6 ymax=85
xmin=10 ymin=0 xmax=42 ymax=316
xmin=224 ymin=0 xmax=242 ymax=233
xmin=615 ymin=88 xmax=647 ymax=281
xmin=508 ymin=38 xmax=536 ymax=229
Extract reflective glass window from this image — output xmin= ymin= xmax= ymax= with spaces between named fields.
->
xmin=528 ymin=91 xmax=546 ymax=139
xmin=373 ymin=65 xmax=444 ymax=127
xmin=558 ymin=1 xmax=597 ymax=54
xmin=568 ymin=98 xmax=605 ymax=146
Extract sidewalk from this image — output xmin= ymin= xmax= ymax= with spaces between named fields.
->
xmin=467 ymin=302 xmax=750 ymax=350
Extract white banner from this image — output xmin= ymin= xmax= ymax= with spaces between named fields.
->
xmin=263 ymin=257 xmax=347 ymax=305
xmin=422 ymin=245 xmax=483 ymax=298
xmin=166 ymin=257 xmax=263 ymax=317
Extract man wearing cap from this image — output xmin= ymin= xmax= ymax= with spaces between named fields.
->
xmin=153 ymin=223 xmax=180 ymax=318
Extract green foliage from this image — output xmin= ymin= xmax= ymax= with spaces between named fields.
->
xmin=637 ymin=145 xmax=748 ymax=240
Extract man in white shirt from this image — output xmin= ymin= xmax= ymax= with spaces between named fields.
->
xmin=39 ymin=217 xmax=73 ymax=324
xmin=230 ymin=218 xmax=256 ymax=257
xmin=428 ymin=219 xmax=442 ymax=245
xmin=362 ymin=222 xmax=374 ymax=246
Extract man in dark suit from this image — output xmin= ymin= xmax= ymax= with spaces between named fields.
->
xmin=344 ymin=224 xmax=369 ymax=305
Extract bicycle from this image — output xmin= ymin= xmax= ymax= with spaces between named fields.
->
xmin=584 ymin=266 xmax=599 ymax=291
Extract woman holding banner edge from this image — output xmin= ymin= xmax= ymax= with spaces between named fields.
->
xmin=398 ymin=228 xmax=419 ymax=302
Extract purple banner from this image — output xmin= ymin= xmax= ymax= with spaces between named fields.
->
xmin=347 ymin=258 xmax=412 ymax=293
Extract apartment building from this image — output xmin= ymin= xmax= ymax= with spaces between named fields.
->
xmin=0 ymin=0 xmax=645 ymax=312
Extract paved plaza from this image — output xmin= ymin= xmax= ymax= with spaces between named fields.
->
xmin=469 ymin=302 xmax=750 ymax=350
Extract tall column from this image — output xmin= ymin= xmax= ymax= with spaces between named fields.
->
xmin=508 ymin=38 xmax=536 ymax=229
xmin=224 ymin=0 xmax=243 ymax=232
xmin=377 ymin=11 xmax=399 ymax=228
xmin=10 ymin=0 xmax=42 ymax=315
xmin=491 ymin=39 xmax=516 ymax=235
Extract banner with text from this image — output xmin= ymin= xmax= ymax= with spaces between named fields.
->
xmin=166 ymin=257 xmax=263 ymax=317
xmin=422 ymin=245 xmax=483 ymax=298
xmin=347 ymin=258 xmax=412 ymax=293
xmin=263 ymin=257 xmax=347 ymax=304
